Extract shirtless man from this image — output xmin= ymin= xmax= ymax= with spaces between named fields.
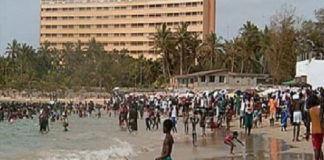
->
xmin=191 ymin=113 xmax=199 ymax=146
xmin=307 ymin=93 xmax=323 ymax=160
xmin=155 ymin=119 xmax=174 ymax=160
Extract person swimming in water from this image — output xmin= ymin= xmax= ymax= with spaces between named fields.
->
xmin=224 ymin=131 xmax=244 ymax=154
xmin=155 ymin=119 xmax=174 ymax=160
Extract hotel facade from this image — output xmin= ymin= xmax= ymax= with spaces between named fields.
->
xmin=40 ymin=0 xmax=216 ymax=58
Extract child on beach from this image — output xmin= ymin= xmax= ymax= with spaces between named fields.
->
xmin=224 ymin=131 xmax=244 ymax=154
xmin=155 ymin=119 xmax=174 ymax=160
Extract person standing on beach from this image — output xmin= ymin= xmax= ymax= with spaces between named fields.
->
xmin=306 ymin=92 xmax=323 ymax=160
xmin=61 ymin=111 xmax=69 ymax=132
xmin=291 ymin=92 xmax=303 ymax=142
xmin=281 ymin=105 xmax=289 ymax=131
xmin=235 ymin=94 xmax=241 ymax=117
xmin=244 ymin=97 xmax=253 ymax=136
xmin=170 ymin=101 xmax=178 ymax=133
xmin=155 ymin=119 xmax=174 ymax=160
xmin=191 ymin=113 xmax=199 ymax=146
xmin=239 ymin=98 xmax=246 ymax=128
xmin=200 ymin=107 xmax=207 ymax=137
xmin=269 ymin=96 xmax=277 ymax=127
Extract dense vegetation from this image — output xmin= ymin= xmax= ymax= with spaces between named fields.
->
xmin=0 ymin=8 xmax=323 ymax=91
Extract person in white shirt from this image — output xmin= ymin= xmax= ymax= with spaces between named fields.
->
xmin=170 ymin=103 xmax=178 ymax=133
xmin=239 ymin=98 xmax=245 ymax=128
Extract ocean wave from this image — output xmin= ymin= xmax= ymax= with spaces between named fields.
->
xmin=41 ymin=139 xmax=134 ymax=160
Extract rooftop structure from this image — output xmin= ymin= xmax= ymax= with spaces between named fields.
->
xmin=170 ymin=69 xmax=270 ymax=90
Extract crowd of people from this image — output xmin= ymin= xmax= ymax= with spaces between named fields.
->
xmin=1 ymin=86 xmax=324 ymax=160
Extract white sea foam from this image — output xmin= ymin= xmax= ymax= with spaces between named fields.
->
xmin=42 ymin=139 xmax=134 ymax=160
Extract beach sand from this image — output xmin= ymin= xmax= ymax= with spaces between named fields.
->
xmin=135 ymin=116 xmax=313 ymax=160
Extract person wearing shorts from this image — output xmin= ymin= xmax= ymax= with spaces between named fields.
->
xmin=292 ymin=93 xmax=303 ymax=141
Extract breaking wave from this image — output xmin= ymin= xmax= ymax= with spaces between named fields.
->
xmin=42 ymin=139 xmax=134 ymax=160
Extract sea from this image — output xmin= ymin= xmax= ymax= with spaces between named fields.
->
xmin=0 ymin=114 xmax=314 ymax=160
xmin=0 ymin=115 xmax=164 ymax=160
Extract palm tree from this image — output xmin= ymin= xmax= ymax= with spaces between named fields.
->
xmin=185 ymin=33 xmax=201 ymax=74
xmin=5 ymin=39 xmax=20 ymax=78
xmin=239 ymin=21 xmax=263 ymax=73
xmin=175 ymin=22 xmax=191 ymax=75
xmin=18 ymin=43 xmax=34 ymax=80
xmin=197 ymin=33 xmax=223 ymax=70
xmin=152 ymin=23 xmax=175 ymax=80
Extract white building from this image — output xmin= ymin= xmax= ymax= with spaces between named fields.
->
xmin=296 ymin=59 xmax=324 ymax=88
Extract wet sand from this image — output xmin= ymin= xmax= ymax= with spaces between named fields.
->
xmin=135 ymin=117 xmax=313 ymax=160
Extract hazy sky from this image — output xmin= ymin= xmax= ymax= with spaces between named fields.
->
xmin=0 ymin=0 xmax=323 ymax=54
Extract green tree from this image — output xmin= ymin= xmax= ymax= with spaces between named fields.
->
xmin=175 ymin=22 xmax=191 ymax=75
xmin=197 ymin=33 xmax=223 ymax=70
xmin=152 ymin=23 xmax=175 ymax=81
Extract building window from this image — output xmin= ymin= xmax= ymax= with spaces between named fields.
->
xmin=201 ymin=76 xmax=206 ymax=82
xmin=209 ymin=76 xmax=215 ymax=83
xmin=190 ymin=78 xmax=194 ymax=83
xmin=219 ymin=76 xmax=225 ymax=83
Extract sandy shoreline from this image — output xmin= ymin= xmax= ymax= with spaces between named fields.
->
xmin=135 ymin=116 xmax=313 ymax=160
xmin=0 ymin=96 xmax=314 ymax=159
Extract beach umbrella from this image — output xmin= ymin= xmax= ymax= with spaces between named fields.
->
xmin=155 ymin=92 xmax=166 ymax=98
xmin=186 ymin=92 xmax=194 ymax=98
xmin=178 ymin=93 xmax=186 ymax=98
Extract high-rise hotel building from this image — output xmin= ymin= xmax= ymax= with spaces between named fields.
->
xmin=40 ymin=0 xmax=216 ymax=58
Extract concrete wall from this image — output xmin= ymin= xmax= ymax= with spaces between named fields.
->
xmin=296 ymin=59 xmax=324 ymax=88
xmin=174 ymin=74 xmax=259 ymax=90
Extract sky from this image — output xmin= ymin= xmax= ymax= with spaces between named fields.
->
xmin=0 ymin=0 xmax=323 ymax=54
